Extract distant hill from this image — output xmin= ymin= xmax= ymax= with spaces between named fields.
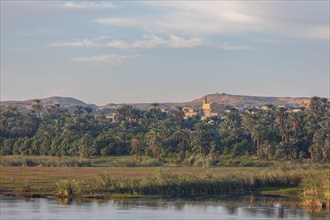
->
xmin=191 ymin=93 xmax=309 ymax=107
xmin=0 ymin=93 xmax=314 ymax=113
xmin=38 ymin=96 xmax=88 ymax=106
xmin=1 ymin=96 xmax=98 ymax=113
xmin=100 ymin=93 xmax=310 ymax=111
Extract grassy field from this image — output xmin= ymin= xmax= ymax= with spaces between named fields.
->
xmin=0 ymin=155 xmax=275 ymax=167
xmin=0 ymin=166 xmax=272 ymax=194
xmin=0 ymin=156 xmax=329 ymax=209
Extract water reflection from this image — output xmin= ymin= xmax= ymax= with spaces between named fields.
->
xmin=1 ymin=195 xmax=329 ymax=220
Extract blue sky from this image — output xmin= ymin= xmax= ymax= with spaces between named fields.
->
xmin=1 ymin=1 xmax=329 ymax=105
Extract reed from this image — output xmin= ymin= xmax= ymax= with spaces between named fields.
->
xmin=1 ymin=156 xmax=91 ymax=167
xmin=301 ymin=171 xmax=330 ymax=208
xmin=55 ymin=180 xmax=85 ymax=197
xmin=94 ymin=170 xmax=303 ymax=197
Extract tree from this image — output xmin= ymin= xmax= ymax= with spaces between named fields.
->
xmin=131 ymin=138 xmax=142 ymax=159
xmin=32 ymin=99 xmax=43 ymax=118
xmin=146 ymin=129 xmax=162 ymax=162
xmin=173 ymin=128 xmax=191 ymax=160
xmin=174 ymin=106 xmax=185 ymax=125
xmin=191 ymin=122 xmax=220 ymax=158
xmin=223 ymin=107 xmax=241 ymax=127
xmin=309 ymin=112 xmax=330 ymax=163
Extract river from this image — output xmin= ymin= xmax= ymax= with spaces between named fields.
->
xmin=1 ymin=195 xmax=329 ymax=219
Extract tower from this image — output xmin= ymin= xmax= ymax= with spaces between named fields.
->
xmin=203 ymin=96 xmax=208 ymax=105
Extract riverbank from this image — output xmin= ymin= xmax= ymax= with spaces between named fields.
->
xmin=1 ymin=166 xmax=329 ymax=209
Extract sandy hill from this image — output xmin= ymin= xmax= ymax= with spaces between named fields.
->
xmin=1 ymin=93 xmax=314 ymax=113
xmin=191 ymin=93 xmax=309 ymax=107
xmin=1 ymin=96 xmax=97 ymax=112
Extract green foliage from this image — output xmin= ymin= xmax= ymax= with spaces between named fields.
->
xmin=0 ymin=97 xmax=328 ymax=163
xmin=91 ymin=170 xmax=303 ymax=197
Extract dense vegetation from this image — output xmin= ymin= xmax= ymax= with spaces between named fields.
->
xmin=1 ymin=97 xmax=329 ymax=163
xmin=1 ymin=165 xmax=329 ymax=208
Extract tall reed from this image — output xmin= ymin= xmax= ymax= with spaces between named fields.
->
xmin=301 ymin=171 xmax=330 ymax=208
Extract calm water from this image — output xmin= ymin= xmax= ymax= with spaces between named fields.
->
xmin=1 ymin=195 xmax=329 ymax=220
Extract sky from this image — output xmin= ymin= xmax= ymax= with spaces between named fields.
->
xmin=1 ymin=1 xmax=329 ymax=105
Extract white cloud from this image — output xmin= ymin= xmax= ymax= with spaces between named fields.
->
xmin=132 ymin=35 xmax=167 ymax=48
xmin=168 ymin=35 xmax=203 ymax=48
xmin=95 ymin=2 xmax=266 ymax=36
xmin=51 ymin=39 xmax=98 ymax=48
xmin=106 ymin=35 xmax=203 ymax=49
xmin=72 ymin=54 xmax=127 ymax=64
xmin=106 ymin=40 xmax=130 ymax=49
xmin=95 ymin=2 xmax=329 ymax=41
xmin=60 ymin=1 xmax=116 ymax=9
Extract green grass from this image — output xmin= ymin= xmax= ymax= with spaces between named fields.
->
xmin=301 ymin=171 xmax=330 ymax=208
xmin=90 ymin=156 xmax=162 ymax=167
xmin=259 ymin=187 xmax=302 ymax=197
xmin=1 ymin=156 xmax=329 ymax=209
xmin=3 ymin=155 xmax=330 ymax=169
xmin=1 ymin=156 xmax=91 ymax=167
xmin=48 ymin=169 xmax=303 ymax=198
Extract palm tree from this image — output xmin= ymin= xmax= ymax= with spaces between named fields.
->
xmin=251 ymin=125 xmax=262 ymax=150
xmin=275 ymin=107 xmax=289 ymax=142
xmin=289 ymin=112 xmax=303 ymax=132
xmin=224 ymin=107 xmax=241 ymax=127
xmin=74 ymin=106 xmax=84 ymax=116
xmin=173 ymin=128 xmax=191 ymax=159
xmin=275 ymin=107 xmax=288 ymax=129
xmin=309 ymin=112 xmax=330 ymax=162
xmin=191 ymin=122 xmax=219 ymax=158
xmin=96 ymin=110 xmax=107 ymax=128
xmin=146 ymin=129 xmax=162 ymax=162
xmin=131 ymin=138 xmax=142 ymax=159
xmin=32 ymin=99 xmax=43 ymax=118
xmin=174 ymin=106 xmax=185 ymax=125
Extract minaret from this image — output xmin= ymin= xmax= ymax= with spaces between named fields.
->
xmin=203 ymin=96 xmax=208 ymax=105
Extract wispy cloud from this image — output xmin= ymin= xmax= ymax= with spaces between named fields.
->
xmin=132 ymin=35 xmax=167 ymax=48
xmin=302 ymin=25 xmax=329 ymax=40
xmin=95 ymin=3 xmax=266 ymax=36
xmin=221 ymin=42 xmax=251 ymax=50
xmin=106 ymin=40 xmax=131 ymax=49
xmin=72 ymin=54 xmax=128 ymax=65
xmin=167 ymin=35 xmax=203 ymax=48
xmin=51 ymin=39 xmax=98 ymax=48
xmin=59 ymin=1 xmax=116 ymax=9
xmin=95 ymin=18 xmax=138 ymax=26
xmin=107 ymin=35 xmax=203 ymax=49
xmin=95 ymin=2 xmax=329 ymax=41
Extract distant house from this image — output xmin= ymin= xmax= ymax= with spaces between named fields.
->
xmin=161 ymin=108 xmax=169 ymax=113
xmin=201 ymin=96 xmax=225 ymax=120
xmin=183 ymin=96 xmax=225 ymax=120
xmin=183 ymin=107 xmax=199 ymax=119
xmin=287 ymin=108 xmax=302 ymax=113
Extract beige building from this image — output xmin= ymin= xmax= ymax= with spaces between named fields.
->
xmin=184 ymin=96 xmax=225 ymax=120
xmin=183 ymin=108 xmax=199 ymax=119
xmin=201 ymin=96 xmax=225 ymax=120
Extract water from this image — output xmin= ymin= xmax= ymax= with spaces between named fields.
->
xmin=1 ymin=195 xmax=329 ymax=220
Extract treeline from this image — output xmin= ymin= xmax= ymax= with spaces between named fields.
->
xmin=0 ymin=97 xmax=329 ymax=163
